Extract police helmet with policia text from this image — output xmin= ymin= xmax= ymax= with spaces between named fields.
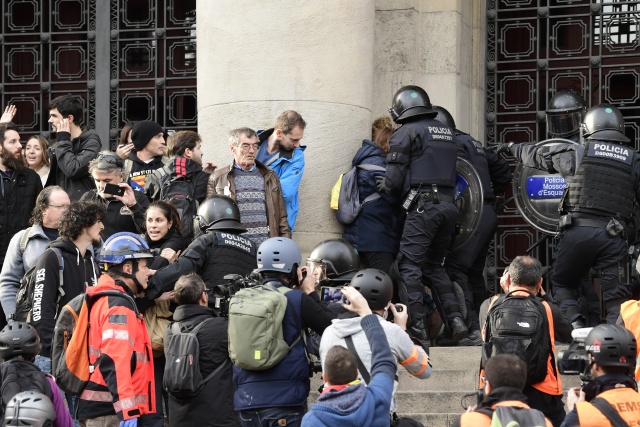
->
xmin=5 ymin=392 xmax=56 ymax=427
xmin=307 ymin=238 xmax=360 ymax=283
xmin=193 ymin=195 xmax=246 ymax=234
xmin=0 ymin=321 xmax=40 ymax=360
xmin=585 ymin=324 xmax=637 ymax=373
xmin=389 ymin=85 xmax=437 ymax=124
xmin=545 ymin=89 xmax=586 ymax=139
xmin=581 ymin=104 xmax=631 ymax=144
xmin=350 ymin=269 xmax=393 ymax=311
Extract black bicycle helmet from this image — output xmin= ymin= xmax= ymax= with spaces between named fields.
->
xmin=350 ymin=269 xmax=393 ymax=310
xmin=585 ymin=324 xmax=637 ymax=370
xmin=0 ymin=321 xmax=40 ymax=360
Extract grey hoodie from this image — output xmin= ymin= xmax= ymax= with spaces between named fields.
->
xmin=319 ymin=315 xmax=431 ymax=413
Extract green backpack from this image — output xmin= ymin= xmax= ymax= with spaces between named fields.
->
xmin=227 ymin=283 xmax=301 ymax=370
xmin=490 ymin=405 xmax=548 ymax=427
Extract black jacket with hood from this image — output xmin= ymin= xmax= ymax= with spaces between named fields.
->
xmin=30 ymin=238 xmax=100 ymax=357
xmin=144 ymin=156 xmax=210 ymax=204
xmin=80 ymin=189 xmax=150 ymax=240
xmin=166 ymin=304 xmax=239 ymax=427
xmin=125 ymin=152 xmax=165 ymax=191
xmin=145 ymin=228 xmax=185 ymax=270
xmin=49 ymin=130 xmax=101 ymax=202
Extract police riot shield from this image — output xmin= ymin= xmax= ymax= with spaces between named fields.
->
xmin=512 ymin=138 xmax=578 ymax=236
xmin=453 ymin=157 xmax=484 ymax=250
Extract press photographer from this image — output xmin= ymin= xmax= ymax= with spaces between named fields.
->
xmin=560 ymin=324 xmax=639 ymax=427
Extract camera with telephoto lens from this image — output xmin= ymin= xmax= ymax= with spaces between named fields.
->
xmin=557 ymin=327 xmax=593 ymax=383
xmin=209 ymin=270 xmax=261 ymax=317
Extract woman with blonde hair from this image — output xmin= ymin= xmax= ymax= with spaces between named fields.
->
xmin=24 ymin=135 xmax=51 ymax=186
xmin=343 ymin=116 xmax=402 ymax=274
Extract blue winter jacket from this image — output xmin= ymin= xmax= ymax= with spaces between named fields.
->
xmin=301 ymin=314 xmax=395 ymax=427
xmin=343 ymin=140 xmax=401 ymax=253
xmin=257 ymin=129 xmax=306 ymax=231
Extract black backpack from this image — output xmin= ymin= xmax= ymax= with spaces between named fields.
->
xmin=0 ymin=359 xmax=52 ymax=417
xmin=157 ymin=166 xmax=198 ymax=241
xmin=482 ymin=290 xmax=552 ymax=386
xmin=163 ymin=319 xmax=228 ymax=399
xmin=14 ymin=248 xmax=64 ymax=322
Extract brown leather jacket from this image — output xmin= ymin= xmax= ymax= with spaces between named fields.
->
xmin=206 ymin=160 xmax=291 ymax=238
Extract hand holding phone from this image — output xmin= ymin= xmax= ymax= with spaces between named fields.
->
xmin=103 ymin=183 xmax=126 ymax=197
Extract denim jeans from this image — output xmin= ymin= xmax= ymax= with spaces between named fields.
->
xmin=35 ymin=355 xmax=79 ymax=425
xmin=238 ymin=406 xmax=306 ymax=427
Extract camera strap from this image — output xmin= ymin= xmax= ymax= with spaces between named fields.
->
xmin=344 ymin=335 xmax=371 ymax=384
xmin=590 ymin=397 xmax=630 ymax=427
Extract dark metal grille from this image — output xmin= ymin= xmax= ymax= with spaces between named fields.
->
xmin=0 ymin=0 xmax=197 ymax=148
xmin=485 ymin=0 xmax=640 ymax=290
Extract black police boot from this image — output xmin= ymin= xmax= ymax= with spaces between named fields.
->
xmin=449 ymin=316 xmax=469 ymax=341
xmin=407 ymin=311 xmax=430 ymax=354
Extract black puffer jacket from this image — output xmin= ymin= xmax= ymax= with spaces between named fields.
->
xmin=167 ymin=304 xmax=239 ymax=427
xmin=80 ymin=189 xmax=150 ymax=240
xmin=145 ymin=228 xmax=185 ymax=270
xmin=0 ymin=167 xmax=42 ymax=260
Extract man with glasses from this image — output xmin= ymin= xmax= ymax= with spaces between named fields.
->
xmin=0 ymin=186 xmax=70 ymax=322
xmin=81 ymin=151 xmax=150 ymax=240
xmin=207 ymin=127 xmax=290 ymax=245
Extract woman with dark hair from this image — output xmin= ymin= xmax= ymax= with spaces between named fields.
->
xmin=343 ymin=116 xmax=402 ymax=274
xmin=24 ymin=135 xmax=51 ymax=186
xmin=144 ymin=201 xmax=185 ymax=270
xmin=115 ymin=121 xmax=135 ymax=160
xmin=0 ymin=186 xmax=70 ymax=321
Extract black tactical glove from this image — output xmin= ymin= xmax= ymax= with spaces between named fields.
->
xmin=495 ymin=141 xmax=514 ymax=155
xmin=494 ymin=194 xmax=506 ymax=212
xmin=375 ymin=175 xmax=388 ymax=193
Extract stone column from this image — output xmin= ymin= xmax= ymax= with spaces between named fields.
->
xmin=373 ymin=0 xmax=486 ymax=139
xmin=197 ymin=0 xmax=375 ymax=253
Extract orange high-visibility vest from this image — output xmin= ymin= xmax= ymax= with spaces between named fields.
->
xmin=575 ymin=387 xmax=640 ymax=427
xmin=620 ymin=300 xmax=640 ymax=383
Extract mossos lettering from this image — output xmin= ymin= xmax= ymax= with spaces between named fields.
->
xmin=527 ymin=175 xmax=566 ymax=199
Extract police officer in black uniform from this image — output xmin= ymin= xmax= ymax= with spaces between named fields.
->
xmin=433 ymin=106 xmax=512 ymax=345
xmin=497 ymin=104 xmax=639 ymax=326
xmin=376 ymin=85 xmax=465 ymax=349
xmin=546 ymin=89 xmax=587 ymax=142
xmin=144 ymin=195 xmax=257 ymax=300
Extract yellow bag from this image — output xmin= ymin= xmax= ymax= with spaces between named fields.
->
xmin=145 ymin=300 xmax=173 ymax=351
xmin=330 ymin=174 xmax=343 ymax=210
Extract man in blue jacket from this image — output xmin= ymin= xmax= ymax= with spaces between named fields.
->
xmin=302 ymin=285 xmax=396 ymax=427
xmin=257 ymin=110 xmax=306 ymax=231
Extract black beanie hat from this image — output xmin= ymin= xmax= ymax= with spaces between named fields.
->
xmin=131 ymin=120 xmax=164 ymax=151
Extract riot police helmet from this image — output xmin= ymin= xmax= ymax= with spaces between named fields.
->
xmin=194 ymin=195 xmax=247 ymax=234
xmin=256 ymin=237 xmax=302 ymax=274
xmin=307 ymin=238 xmax=360 ymax=284
xmin=349 ymin=269 xmax=393 ymax=311
xmin=432 ymin=105 xmax=456 ymax=130
xmin=99 ymin=232 xmax=154 ymax=266
xmin=581 ymin=104 xmax=630 ymax=144
xmin=5 ymin=391 xmax=56 ymax=427
xmin=0 ymin=321 xmax=40 ymax=360
xmin=389 ymin=85 xmax=437 ymax=124
xmin=585 ymin=324 xmax=637 ymax=371
xmin=545 ymin=89 xmax=587 ymax=138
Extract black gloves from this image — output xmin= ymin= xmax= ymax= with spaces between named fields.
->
xmin=495 ymin=142 xmax=514 ymax=155
xmin=375 ymin=175 xmax=388 ymax=193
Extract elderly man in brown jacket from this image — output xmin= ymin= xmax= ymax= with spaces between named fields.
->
xmin=207 ymin=127 xmax=290 ymax=245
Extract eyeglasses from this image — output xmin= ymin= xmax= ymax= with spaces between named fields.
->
xmin=97 ymin=153 xmax=124 ymax=168
xmin=48 ymin=204 xmax=70 ymax=210
xmin=237 ymin=143 xmax=259 ymax=152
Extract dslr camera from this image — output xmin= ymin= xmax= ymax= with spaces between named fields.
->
xmin=557 ymin=327 xmax=593 ymax=383
xmin=208 ymin=270 xmax=261 ymax=317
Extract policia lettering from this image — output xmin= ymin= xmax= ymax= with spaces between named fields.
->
xmin=589 ymin=142 xmax=632 ymax=165
xmin=218 ymin=233 xmax=253 ymax=253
